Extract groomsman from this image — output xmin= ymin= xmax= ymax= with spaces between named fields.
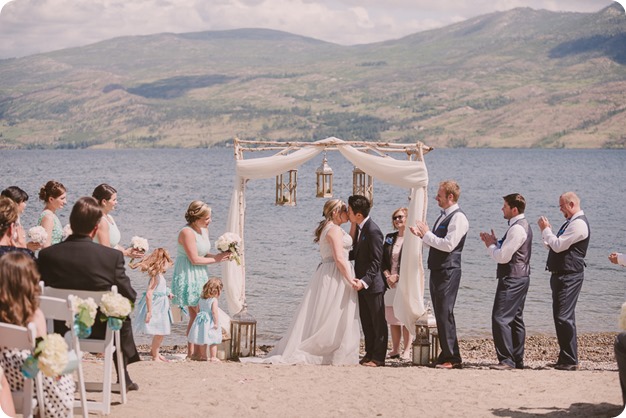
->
xmin=410 ymin=180 xmax=469 ymax=369
xmin=348 ymin=195 xmax=387 ymax=367
xmin=480 ymin=193 xmax=532 ymax=370
xmin=538 ymin=192 xmax=590 ymax=371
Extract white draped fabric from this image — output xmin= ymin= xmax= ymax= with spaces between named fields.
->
xmin=222 ymin=138 xmax=429 ymax=336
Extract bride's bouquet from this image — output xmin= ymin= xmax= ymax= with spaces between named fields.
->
xmin=100 ymin=292 xmax=133 ymax=331
xmin=216 ymin=232 xmax=242 ymax=266
xmin=28 ymin=226 xmax=47 ymax=245
xmin=22 ymin=333 xmax=77 ymax=379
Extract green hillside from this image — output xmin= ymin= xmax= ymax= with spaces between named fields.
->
xmin=1 ymin=4 xmax=625 ymax=149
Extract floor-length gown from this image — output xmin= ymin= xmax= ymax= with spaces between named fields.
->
xmin=253 ymin=223 xmax=360 ymax=365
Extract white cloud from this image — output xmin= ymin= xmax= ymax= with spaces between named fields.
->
xmin=0 ymin=0 xmax=617 ymax=59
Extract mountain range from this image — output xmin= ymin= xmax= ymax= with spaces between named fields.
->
xmin=0 ymin=3 xmax=625 ymax=149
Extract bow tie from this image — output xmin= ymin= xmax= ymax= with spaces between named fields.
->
xmin=440 ymin=210 xmax=446 ymax=216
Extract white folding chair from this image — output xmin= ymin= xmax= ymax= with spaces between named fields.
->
xmin=41 ymin=285 xmax=126 ymax=415
xmin=0 ymin=322 xmax=45 ymax=418
xmin=38 ymin=295 xmax=89 ymax=417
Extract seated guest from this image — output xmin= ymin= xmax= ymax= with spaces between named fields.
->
xmin=0 ymin=197 xmax=35 ymax=258
xmin=1 ymin=186 xmax=40 ymax=251
xmin=0 ymin=252 xmax=75 ymax=417
xmin=38 ymin=196 xmax=141 ymax=391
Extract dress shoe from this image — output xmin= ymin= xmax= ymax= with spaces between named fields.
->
xmin=435 ymin=362 xmax=462 ymax=369
xmin=359 ymin=357 xmax=371 ymax=365
xmin=554 ymin=363 xmax=578 ymax=371
xmin=113 ymin=382 xmax=139 ymax=393
xmin=489 ymin=363 xmax=514 ymax=370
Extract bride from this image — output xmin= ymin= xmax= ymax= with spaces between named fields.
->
xmin=252 ymin=199 xmax=361 ymax=365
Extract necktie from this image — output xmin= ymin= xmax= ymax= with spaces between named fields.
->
xmin=557 ymin=220 xmax=570 ymax=237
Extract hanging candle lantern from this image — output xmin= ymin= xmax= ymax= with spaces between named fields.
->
xmin=275 ymin=169 xmax=297 ymax=206
xmin=352 ymin=166 xmax=374 ymax=204
xmin=315 ymin=154 xmax=333 ymax=198
xmin=229 ymin=304 xmax=257 ymax=359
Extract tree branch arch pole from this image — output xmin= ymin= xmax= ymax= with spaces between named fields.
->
xmin=224 ymin=137 xmax=432 ymax=336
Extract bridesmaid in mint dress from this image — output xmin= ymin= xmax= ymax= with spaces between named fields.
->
xmin=171 ymin=200 xmax=231 ymax=358
xmin=92 ymin=184 xmax=143 ymax=257
xmin=37 ymin=180 xmax=66 ymax=247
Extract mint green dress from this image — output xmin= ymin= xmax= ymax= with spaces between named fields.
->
xmin=93 ymin=215 xmax=121 ymax=248
xmin=171 ymin=226 xmax=211 ymax=307
xmin=38 ymin=209 xmax=63 ymax=245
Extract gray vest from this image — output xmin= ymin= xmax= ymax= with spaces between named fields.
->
xmin=427 ymin=208 xmax=466 ymax=270
xmin=496 ymin=217 xmax=532 ymax=279
xmin=546 ymin=215 xmax=590 ymax=274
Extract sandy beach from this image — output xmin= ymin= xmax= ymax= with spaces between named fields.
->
xmin=78 ymin=332 xmax=625 ymax=417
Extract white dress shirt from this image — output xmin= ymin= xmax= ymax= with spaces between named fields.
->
xmin=422 ymin=203 xmax=469 ymax=252
xmin=542 ymin=210 xmax=589 ymax=253
xmin=487 ymin=214 xmax=528 ymax=264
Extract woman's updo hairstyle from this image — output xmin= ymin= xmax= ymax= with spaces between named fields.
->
xmin=0 ymin=197 xmax=19 ymax=238
xmin=39 ymin=180 xmax=66 ymax=202
xmin=92 ymin=183 xmax=117 ymax=206
xmin=185 ymin=200 xmax=211 ymax=224
xmin=314 ymin=199 xmax=346 ymax=243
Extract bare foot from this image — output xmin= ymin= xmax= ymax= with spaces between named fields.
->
xmin=152 ymin=354 xmax=170 ymax=362
xmin=209 ymin=358 xmax=221 ymax=363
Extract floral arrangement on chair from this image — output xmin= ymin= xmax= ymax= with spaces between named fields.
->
xmin=22 ymin=334 xmax=77 ymax=379
xmin=100 ymin=292 xmax=133 ymax=331
xmin=68 ymin=295 xmax=98 ymax=338
xmin=27 ymin=226 xmax=47 ymax=245
xmin=216 ymin=232 xmax=242 ymax=266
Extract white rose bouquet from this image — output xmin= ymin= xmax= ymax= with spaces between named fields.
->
xmin=22 ymin=334 xmax=74 ymax=379
xmin=216 ymin=232 xmax=242 ymax=266
xmin=620 ymin=301 xmax=626 ymax=331
xmin=130 ymin=236 xmax=149 ymax=253
xmin=62 ymin=224 xmax=73 ymax=240
xmin=28 ymin=226 xmax=48 ymax=245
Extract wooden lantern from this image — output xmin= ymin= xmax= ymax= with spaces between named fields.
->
xmin=315 ymin=155 xmax=333 ymax=198
xmin=229 ymin=304 xmax=257 ymax=359
xmin=275 ymin=169 xmax=297 ymax=206
xmin=352 ymin=166 xmax=374 ymax=204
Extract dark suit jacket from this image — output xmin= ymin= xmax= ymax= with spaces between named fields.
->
xmin=38 ymin=235 xmax=140 ymax=365
xmin=350 ymin=218 xmax=385 ymax=294
xmin=381 ymin=231 xmax=403 ymax=288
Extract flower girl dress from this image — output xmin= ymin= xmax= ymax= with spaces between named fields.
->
xmin=188 ymin=297 xmax=222 ymax=346
xmin=133 ymin=273 xmax=172 ymax=336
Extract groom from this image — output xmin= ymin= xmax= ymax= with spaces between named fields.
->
xmin=348 ymin=195 xmax=388 ymax=367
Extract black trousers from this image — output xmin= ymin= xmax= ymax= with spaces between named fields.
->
xmin=358 ymin=291 xmax=388 ymax=363
xmin=430 ymin=267 xmax=462 ymax=364
xmin=492 ymin=276 xmax=530 ymax=367
xmin=550 ymin=271 xmax=584 ymax=365
xmin=615 ymin=332 xmax=626 ymax=406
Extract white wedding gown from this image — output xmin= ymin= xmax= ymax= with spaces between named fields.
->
xmin=247 ymin=223 xmax=360 ymax=365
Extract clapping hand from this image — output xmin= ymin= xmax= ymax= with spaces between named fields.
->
xmin=537 ymin=216 xmax=550 ymax=231
xmin=409 ymin=221 xmax=429 ymax=238
xmin=609 ymin=252 xmax=620 ymax=265
xmin=479 ymin=229 xmax=497 ymax=247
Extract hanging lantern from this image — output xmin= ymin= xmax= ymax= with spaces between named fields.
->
xmin=352 ymin=166 xmax=374 ymax=204
xmin=412 ymin=322 xmax=430 ymax=366
xmin=275 ymin=169 xmax=297 ymax=206
xmin=229 ymin=304 xmax=257 ymax=359
xmin=315 ymin=154 xmax=333 ymax=198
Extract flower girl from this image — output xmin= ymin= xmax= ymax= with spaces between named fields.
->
xmin=131 ymin=248 xmax=174 ymax=362
xmin=188 ymin=278 xmax=223 ymax=362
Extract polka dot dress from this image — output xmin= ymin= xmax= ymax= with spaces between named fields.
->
xmin=1 ymin=347 xmax=75 ymax=417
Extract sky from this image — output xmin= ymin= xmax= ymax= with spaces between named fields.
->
xmin=0 ymin=0 xmax=621 ymax=59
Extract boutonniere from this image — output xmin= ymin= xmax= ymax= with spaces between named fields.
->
xmin=385 ymin=236 xmax=394 ymax=245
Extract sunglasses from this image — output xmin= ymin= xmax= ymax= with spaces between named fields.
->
xmin=393 ymin=215 xmax=405 ymax=221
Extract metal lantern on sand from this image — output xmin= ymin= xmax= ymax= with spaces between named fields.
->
xmin=230 ymin=303 xmax=257 ymax=359
xmin=412 ymin=306 xmax=439 ymax=366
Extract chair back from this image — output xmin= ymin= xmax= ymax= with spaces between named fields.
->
xmin=0 ymin=322 xmax=45 ymax=418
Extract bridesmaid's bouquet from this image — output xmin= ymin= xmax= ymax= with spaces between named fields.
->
xmin=62 ymin=224 xmax=73 ymax=240
xmin=22 ymin=333 xmax=77 ymax=379
xmin=216 ymin=232 xmax=242 ymax=266
xmin=100 ymin=292 xmax=133 ymax=331
xmin=130 ymin=236 xmax=149 ymax=253
xmin=28 ymin=226 xmax=47 ymax=245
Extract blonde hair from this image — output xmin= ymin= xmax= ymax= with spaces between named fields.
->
xmin=314 ymin=199 xmax=346 ymax=243
xmin=0 ymin=252 xmax=41 ymax=326
xmin=439 ymin=180 xmax=461 ymax=202
xmin=185 ymin=200 xmax=211 ymax=224
xmin=0 ymin=197 xmax=18 ymax=238
xmin=201 ymin=277 xmax=223 ymax=299
xmin=130 ymin=248 xmax=172 ymax=278
xmin=390 ymin=207 xmax=408 ymax=230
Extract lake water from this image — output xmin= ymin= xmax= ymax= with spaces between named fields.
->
xmin=2 ymin=147 xmax=625 ymax=345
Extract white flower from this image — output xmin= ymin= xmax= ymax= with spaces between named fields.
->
xmin=100 ymin=292 xmax=132 ymax=319
xmin=62 ymin=224 xmax=72 ymax=240
xmin=28 ymin=226 xmax=48 ymax=245
xmin=130 ymin=236 xmax=149 ymax=253
xmin=36 ymin=334 xmax=69 ymax=378
xmin=67 ymin=295 xmax=97 ymax=327
xmin=216 ymin=232 xmax=242 ymax=265
xmin=620 ymin=301 xmax=626 ymax=331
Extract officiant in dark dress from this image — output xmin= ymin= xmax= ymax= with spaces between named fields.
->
xmin=38 ymin=196 xmax=141 ymax=390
